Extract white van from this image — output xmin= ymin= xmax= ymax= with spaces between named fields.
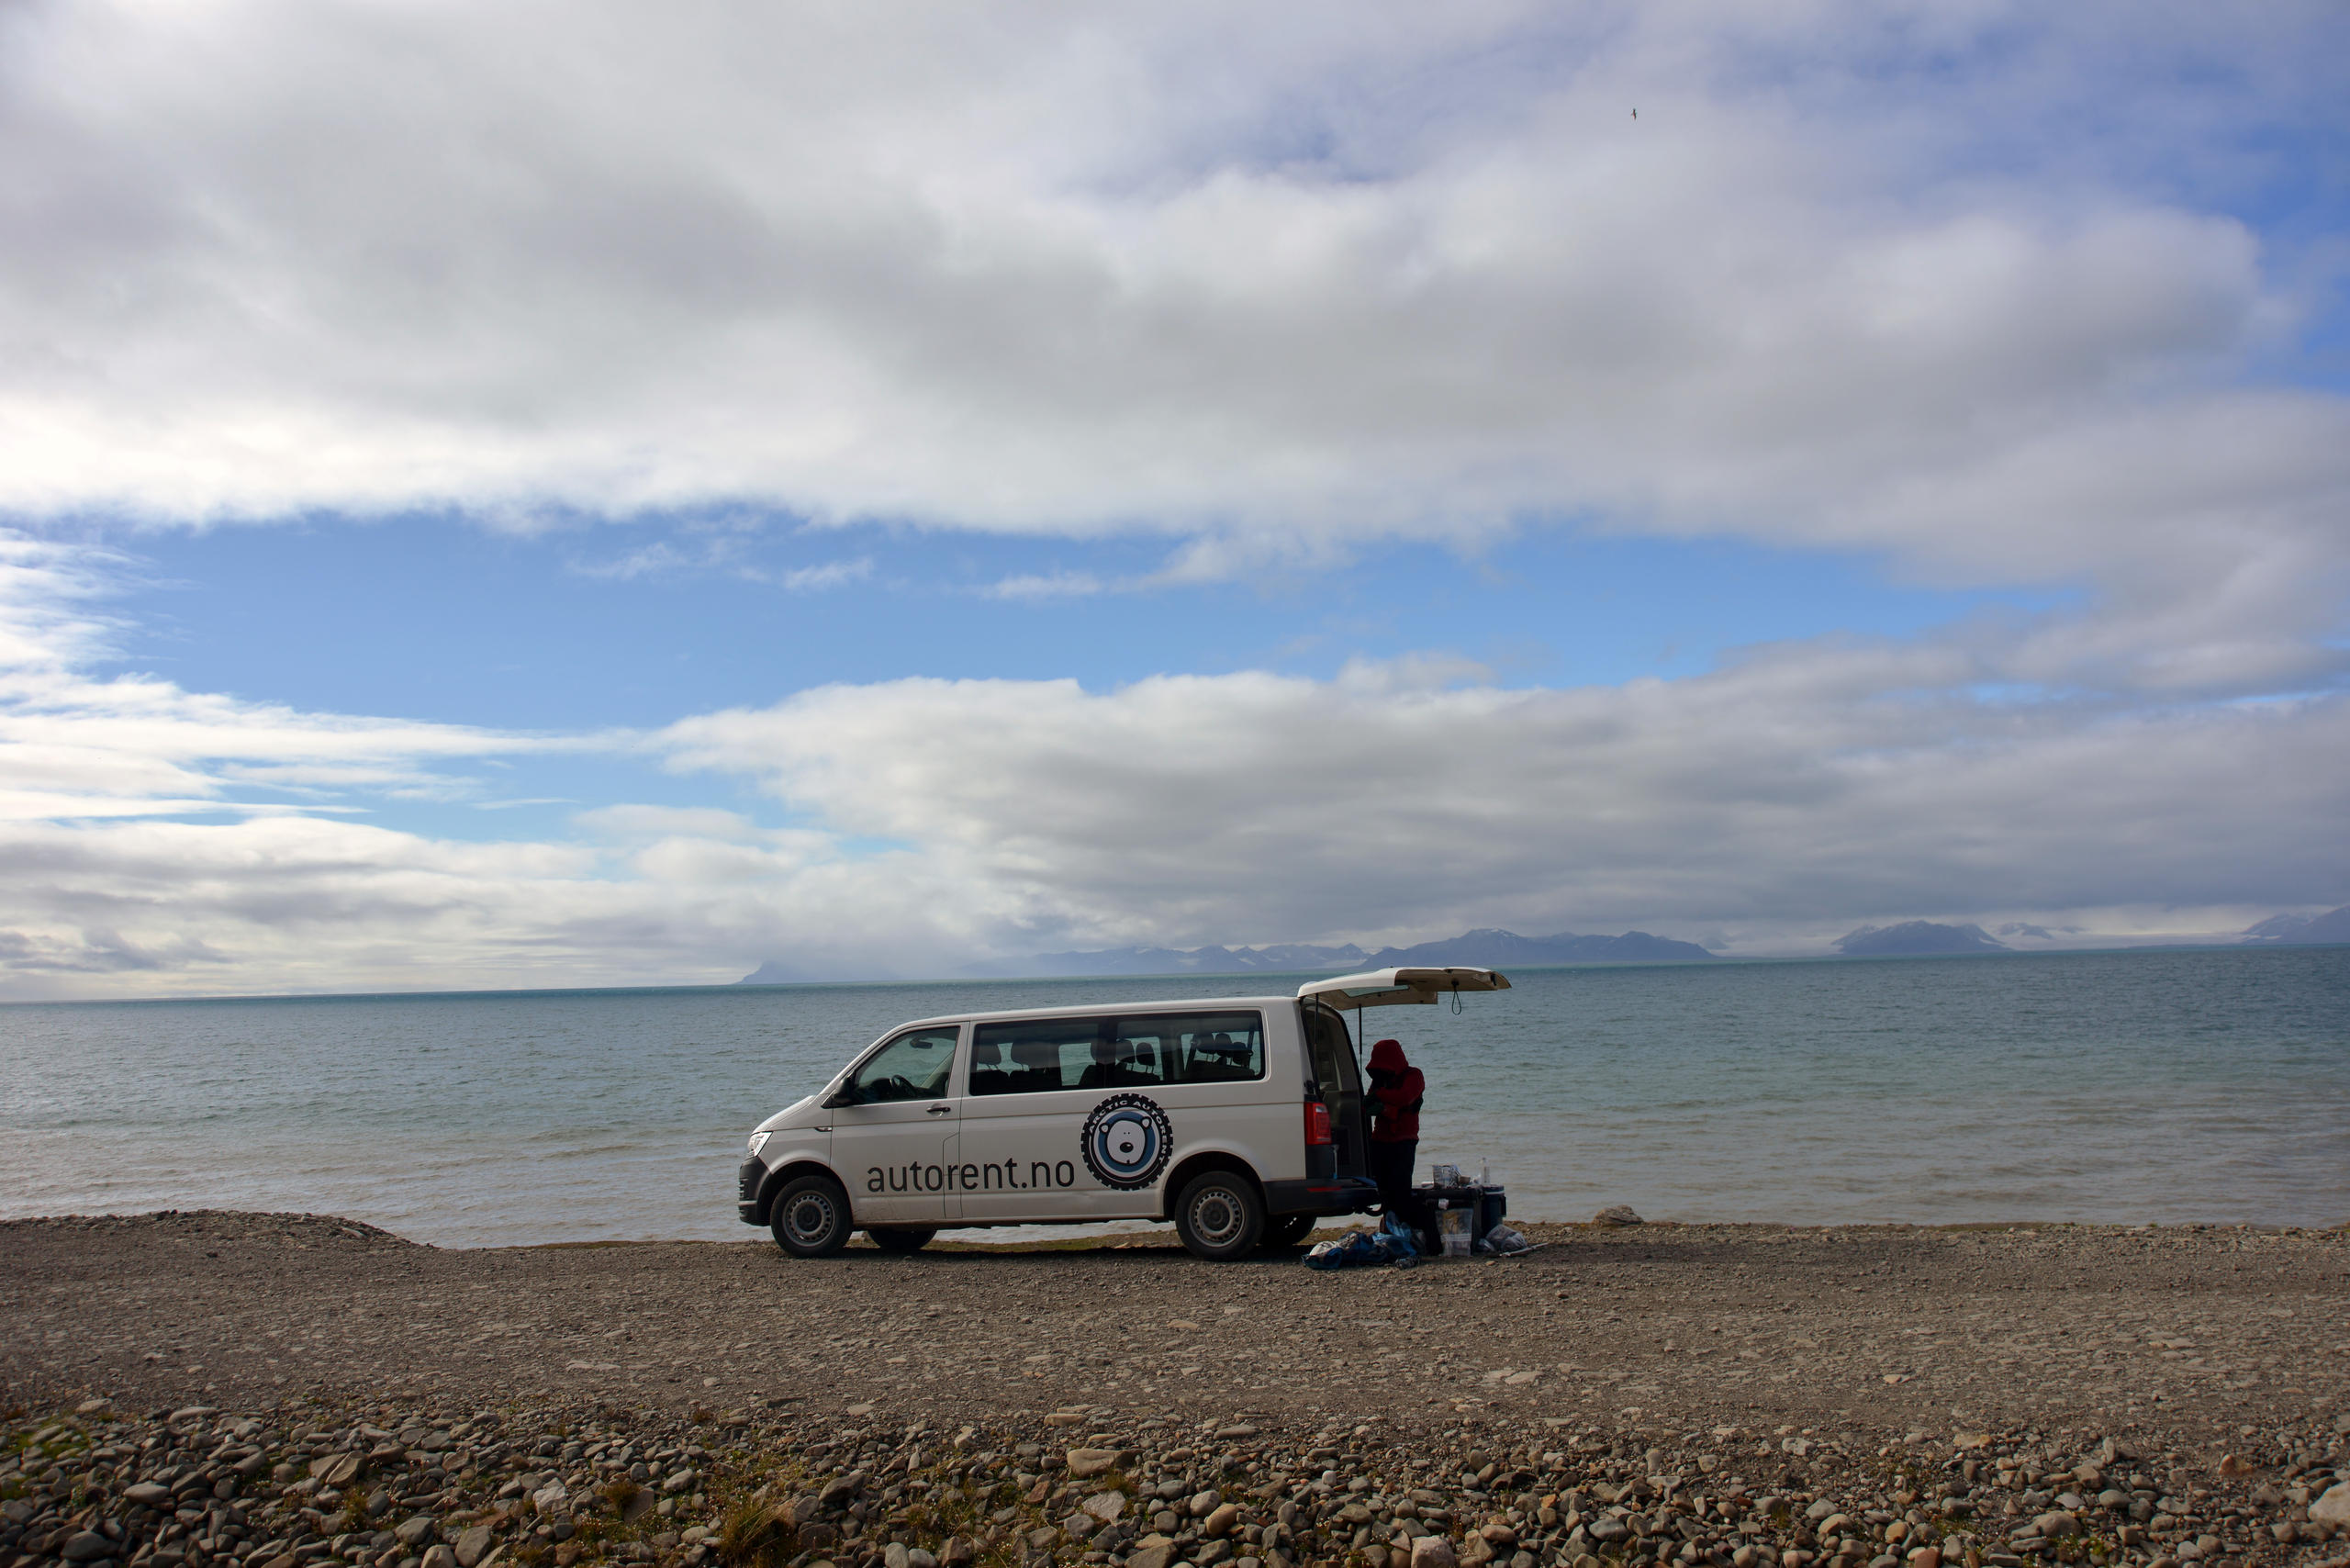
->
xmin=735 ymin=967 xmax=1510 ymax=1261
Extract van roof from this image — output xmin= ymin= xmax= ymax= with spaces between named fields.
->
xmin=878 ymin=993 xmax=1302 ymax=1038
xmin=865 ymin=966 xmax=1510 ymax=1041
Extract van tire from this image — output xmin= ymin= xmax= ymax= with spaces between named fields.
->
xmin=866 ymin=1226 xmax=936 ymax=1254
xmin=1260 ymin=1214 xmax=1315 ymax=1250
xmin=1173 ymin=1170 xmax=1265 ymax=1260
xmin=769 ymin=1173 xmax=852 ymax=1258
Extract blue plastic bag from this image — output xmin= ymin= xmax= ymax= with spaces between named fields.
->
xmin=1304 ymin=1224 xmax=1420 ymax=1270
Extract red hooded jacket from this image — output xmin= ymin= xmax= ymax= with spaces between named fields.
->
xmin=1365 ymin=1038 xmax=1424 ymax=1144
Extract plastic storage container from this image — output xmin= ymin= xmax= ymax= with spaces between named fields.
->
xmin=1417 ymin=1182 xmax=1507 ymax=1253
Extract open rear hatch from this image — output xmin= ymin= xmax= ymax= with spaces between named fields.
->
xmin=1291 ymin=968 xmax=1512 ymax=1207
xmin=1295 ymin=966 xmax=1513 ymax=1009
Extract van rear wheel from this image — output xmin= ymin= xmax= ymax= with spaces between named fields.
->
xmin=768 ymin=1173 xmax=852 ymax=1258
xmin=1173 ymin=1170 xmax=1264 ymax=1260
xmin=866 ymin=1226 xmax=935 ymax=1254
xmin=1259 ymin=1214 xmax=1315 ymax=1250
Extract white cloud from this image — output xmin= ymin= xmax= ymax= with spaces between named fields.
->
xmin=0 ymin=6 xmax=2343 ymax=996
xmin=774 ymin=557 xmax=873 ymax=593
xmin=982 ymin=570 xmax=1107 ymax=600
xmin=655 ymin=653 xmax=2350 ymax=956
xmin=0 ymin=544 xmax=1014 ymax=995
xmin=0 ymin=2 xmax=2339 ymax=700
xmin=0 ymin=552 xmax=2343 ymax=996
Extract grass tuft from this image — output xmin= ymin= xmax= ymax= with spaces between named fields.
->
xmin=599 ymin=1477 xmax=644 ymax=1518
xmin=713 ymin=1498 xmax=797 ymax=1568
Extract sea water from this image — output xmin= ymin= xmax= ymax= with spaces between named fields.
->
xmin=3 ymin=946 xmax=2344 ymax=1247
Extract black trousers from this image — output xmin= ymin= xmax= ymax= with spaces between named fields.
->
xmin=1369 ymin=1139 xmax=1428 ymax=1229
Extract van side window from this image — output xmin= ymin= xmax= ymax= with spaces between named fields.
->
xmin=968 ymin=1012 xmax=1267 ymax=1093
xmin=845 ymin=1027 xmax=959 ymax=1103
xmin=969 ymin=1016 xmax=1112 ymax=1096
xmin=1117 ymin=1012 xmax=1266 ymax=1085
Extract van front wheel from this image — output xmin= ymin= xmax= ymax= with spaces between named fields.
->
xmin=769 ymin=1173 xmax=852 ymax=1258
xmin=1174 ymin=1170 xmax=1264 ymax=1260
xmin=867 ymin=1226 xmax=935 ymax=1253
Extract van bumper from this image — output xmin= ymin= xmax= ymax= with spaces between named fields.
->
xmin=737 ymin=1157 xmax=769 ymax=1225
xmin=1263 ymin=1176 xmax=1379 ymax=1217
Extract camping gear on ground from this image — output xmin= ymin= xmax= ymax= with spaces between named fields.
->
xmin=1304 ymin=1222 xmax=1420 ymax=1270
xmin=1438 ymin=1204 xmax=1473 ymax=1257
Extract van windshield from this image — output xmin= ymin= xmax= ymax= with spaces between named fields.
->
xmin=846 ymin=1026 xmax=959 ymax=1103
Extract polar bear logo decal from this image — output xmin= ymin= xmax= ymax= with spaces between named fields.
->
xmin=1080 ymin=1092 xmax=1174 ymax=1190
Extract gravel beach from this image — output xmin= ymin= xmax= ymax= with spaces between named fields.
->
xmin=5 ymin=1213 xmax=2348 ymax=1568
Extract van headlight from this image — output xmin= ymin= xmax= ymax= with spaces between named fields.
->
xmin=746 ymin=1130 xmax=771 ymax=1158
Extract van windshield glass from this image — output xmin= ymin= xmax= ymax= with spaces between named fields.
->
xmin=968 ymin=1012 xmax=1266 ymax=1094
xmin=847 ymin=1027 xmax=958 ymax=1103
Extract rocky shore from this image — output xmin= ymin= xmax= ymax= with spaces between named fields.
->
xmin=6 ymin=1389 xmax=2347 ymax=1568
xmin=6 ymin=1214 xmax=2350 ymax=1568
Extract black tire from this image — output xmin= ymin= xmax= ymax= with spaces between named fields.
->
xmin=768 ymin=1172 xmax=852 ymax=1258
xmin=1173 ymin=1169 xmax=1265 ymax=1260
xmin=867 ymin=1226 xmax=936 ymax=1254
xmin=1259 ymin=1213 xmax=1315 ymax=1250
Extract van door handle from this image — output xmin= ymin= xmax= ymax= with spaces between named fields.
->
xmin=926 ymin=1103 xmax=954 ymax=1115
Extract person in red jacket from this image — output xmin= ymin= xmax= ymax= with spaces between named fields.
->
xmin=1366 ymin=1037 xmax=1430 ymax=1232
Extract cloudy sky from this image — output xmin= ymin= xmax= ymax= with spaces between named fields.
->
xmin=2 ymin=0 xmax=2345 ymax=997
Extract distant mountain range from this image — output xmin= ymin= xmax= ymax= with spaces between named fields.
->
xmin=733 ymin=904 xmax=2350 ymax=986
xmin=2243 ymin=904 xmax=2350 ymax=946
xmin=952 ymin=926 xmax=1717 ymax=980
xmin=1833 ymin=920 xmax=2008 ymax=956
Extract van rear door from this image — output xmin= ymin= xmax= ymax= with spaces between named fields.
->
xmin=1298 ymin=1002 xmax=1368 ymax=1180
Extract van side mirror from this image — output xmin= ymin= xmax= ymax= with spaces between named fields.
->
xmin=825 ymin=1083 xmax=862 ymax=1108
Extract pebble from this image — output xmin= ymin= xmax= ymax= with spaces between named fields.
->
xmin=4 ymin=1363 xmax=2344 ymax=1568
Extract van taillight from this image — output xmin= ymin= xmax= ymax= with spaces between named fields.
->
xmin=1304 ymin=1100 xmax=1333 ymax=1146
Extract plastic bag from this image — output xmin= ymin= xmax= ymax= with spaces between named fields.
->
xmin=1483 ymin=1223 xmax=1529 ymax=1254
xmin=1380 ymin=1211 xmax=1422 ymax=1256
xmin=1303 ymin=1224 xmax=1418 ymax=1271
xmin=1303 ymin=1229 xmax=1382 ymax=1270
xmin=1439 ymin=1206 xmax=1473 ymax=1258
